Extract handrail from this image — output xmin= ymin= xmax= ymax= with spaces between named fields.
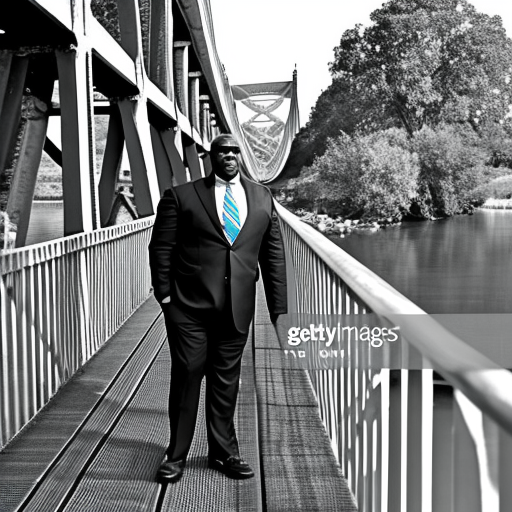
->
xmin=1 ymin=216 xmax=155 ymax=272
xmin=276 ymin=202 xmax=512 ymax=434
xmin=1 ymin=217 xmax=155 ymax=447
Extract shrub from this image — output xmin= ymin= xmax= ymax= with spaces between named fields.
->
xmin=412 ymin=124 xmax=487 ymax=216
xmin=470 ymin=174 xmax=512 ymax=203
xmin=290 ymin=128 xmax=419 ymax=219
xmin=478 ymin=123 xmax=512 ymax=168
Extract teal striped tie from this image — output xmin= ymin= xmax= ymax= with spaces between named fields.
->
xmin=223 ymin=184 xmax=240 ymax=244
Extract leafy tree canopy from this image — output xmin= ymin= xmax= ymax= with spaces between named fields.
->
xmin=280 ymin=0 xmax=512 ymax=179
xmin=329 ymin=0 xmax=512 ymax=135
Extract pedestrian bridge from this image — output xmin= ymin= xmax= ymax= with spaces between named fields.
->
xmin=2 ymin=1 xmax=512 ymax=511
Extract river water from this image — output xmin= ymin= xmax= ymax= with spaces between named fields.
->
xmin=331 ymin=209 xmax=512 ymax=315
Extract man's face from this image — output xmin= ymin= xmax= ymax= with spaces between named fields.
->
xmin=212 ymin=145 xmax=240 ymax=181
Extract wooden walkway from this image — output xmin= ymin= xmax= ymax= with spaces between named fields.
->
xmin=0 ymin=288 xmax=356 ymax=512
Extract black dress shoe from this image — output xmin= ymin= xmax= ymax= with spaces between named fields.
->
xmin=208 ymin=455 xmax=254 ymax=479
xmin=156 ymin=458 xmax=185 ymax=483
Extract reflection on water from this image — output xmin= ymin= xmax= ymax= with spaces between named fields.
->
xmin=331 ymin=210 xmax=512 ymax=314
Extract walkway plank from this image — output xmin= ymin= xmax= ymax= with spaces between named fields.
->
xmin=62 ymin=346 xmax=169 ymax=512
xmin=159 ymin=316 xmax=263 ymax=512
xmin=0 ymin=297 xmax=161 ymax=512
xmin=0 ymin=296 xmax=263 ymax=512
xmin=21 ymin=312 xmax=167 ymax=512
xmin=253 ymin=284 xmax=358 ymax=511
xmin=1 ymin=287 xmax=356 ymax=511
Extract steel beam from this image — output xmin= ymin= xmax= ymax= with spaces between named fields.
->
xmin=199 ymin=95 xmax=211 ymax=142
xmin=6 ymin=96 xmax=50 ymax=247
xmin=0 ymin=56 xmax=29 ymax=184
xmin=189 ymin=71 xmax=201 ymax=129
xmin=149 ymin=0 xmax=174 ymax=99
xmin=115 ymin=0 xmax=142 ymax=62
xmin=90 ymin=18 xmax=138 ymax=92
xmin=118 ymin=99 xmax=159 ymax=216
xmin=160 ymin=129 xmax=187 ymax=185
xmin=173 ymin=41 xmax=190 ymax=118
xmin=201 ymin=152 xmax=212 ymax=176
xmin=150 ymin=126 xmax=174 ymax=193
xmin=43 ymin=138 xmax=63 ymax=167
xmin=56 ymin=48 xmax=97 ymax=235
xmin=28 ymin=0 xmax=73 ymax=32
xmin=0 ymin=51 xmax=13 ymax=119
xmin=183 ymin=139 xmax=201 ymax=181
xmin=98 ymin=107 xmax=124 ymax=226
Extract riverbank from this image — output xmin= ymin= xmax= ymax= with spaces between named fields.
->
xmin=290 ymin=208 xmax=402 ymax=237
xmin=480 ymin=198 xmax=512 ymax=209
xmin=287 ymin=201 xmax=510 ymax=238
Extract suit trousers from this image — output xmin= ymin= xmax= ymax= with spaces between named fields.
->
xmin=162 ymin=300 xmax=249 ymax=462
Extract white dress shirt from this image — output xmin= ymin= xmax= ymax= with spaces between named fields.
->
xmin=214 ymin=173 xmax=248 ymax=233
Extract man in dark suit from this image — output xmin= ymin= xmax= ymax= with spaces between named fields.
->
xmin=148 ymin=133 xmax=287 ymax=483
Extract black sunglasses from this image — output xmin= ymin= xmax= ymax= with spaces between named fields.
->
xmin=216 ymin=146 xmax=240 ymax=154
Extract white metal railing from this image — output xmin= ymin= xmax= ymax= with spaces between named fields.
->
xmin=0 ymin=217 xmax=154 ymax=448
xmin=276 ymin=202 xmax=512 ymax=512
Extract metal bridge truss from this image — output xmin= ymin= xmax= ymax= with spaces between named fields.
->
xmin=232 ymin=76 xmax=300 ymax=183
xmin=0 ymin=0 xmax=297 ymax=447
xmin=0 ymin=0 xmax=298 ymax=251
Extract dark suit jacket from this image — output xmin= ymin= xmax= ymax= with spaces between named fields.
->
xmin=148 ymin=172 xmax=287 ymax=333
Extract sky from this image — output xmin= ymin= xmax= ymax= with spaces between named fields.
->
xmin=210 ymin=0 xmax=512 ymax=127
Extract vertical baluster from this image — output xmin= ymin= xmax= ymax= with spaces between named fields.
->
xmin=357 ymin=337 xmax=368 ymax=508
xmin=33 ymin=261 xmax=43 ymax=411
xmin=41 ymin=257 xmax=51 ymax=404
xmin=27 ymin=259 xmax=37 ymax=419
xmin=330 ymin=370 xmax=337 ymax=450
xmin=372 ymin=372 xmax=383 ymax=512
xmin=499 ymin=427 xmax=512 ymax=512
xmin=331 ymin=369 xmax=340 ymax=459
xmin=59 ymin=247 xmax=70 ymax=381
xmin=0 ymin=273 xmax=13 ymax=445
xmin=453 ymin=390 xmax=482 ymax=512
xmin=18 ymin=263 xmax=30 ymax=427
xmin=347 ymin=287 xmax=357 ymax=491
xmin=388 ymin=369 xmax=402 ymax=512
xmin=344 ymin=355 xmax=351 ymax=482
xmin=432 ymin=376 xmax=454 ymax=512
xmin=406 ymin=370 xmax=423 ymax=512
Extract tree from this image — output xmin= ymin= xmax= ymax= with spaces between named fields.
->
xmin=412 ymin=123 xmax=487 ymax=216
xmin=329 ymin=0 xmax=512 ymax=136
xmin=288 ymin=128 xmax=419 ymax=219
xmin=280 ymin=75 xmax=397 ymax=179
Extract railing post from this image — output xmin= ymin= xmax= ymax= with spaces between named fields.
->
xmin=453 ymin=391 xmax=482 ymax=512
xmin=432 ymin=378 xmax=454 ymax=512
xmin=406 ymin=370 xmax=423 ymax=511
xmin=499 ymin=428 xmax=512 ymax=511
xmin=387 ymin=369 xmax=402 ymax=512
